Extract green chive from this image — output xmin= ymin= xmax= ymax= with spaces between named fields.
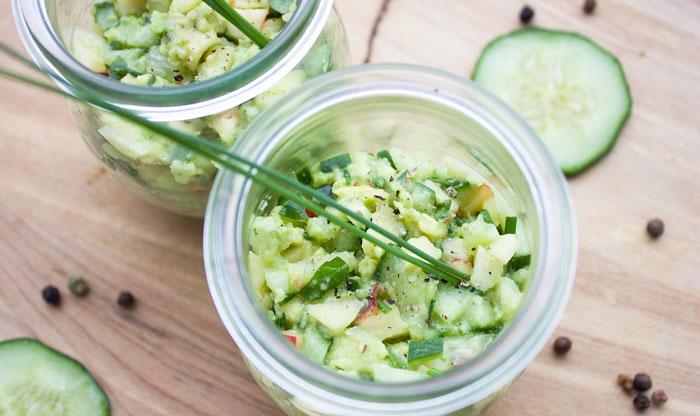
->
xmin=508 ymin=254 xmax=531 ymax=271
xmin=376 ymin=299 xmax=391 ymax=313
xmin=295 ymin=166 xmax=312 ymax=185
xmin=377 ymin=150 xmax=397 ymax=169
xmin=386 ymin=344 xmax=407 ymax=369
xmin=0 ymin=43 xmax=473 ymax=285
xmin=297 ymin=257 xmax=349 ymax=301
xmin=479 ymin=210 xmax=494 ymax=224
xmin=505 ymin=216 xmax=517 ymax=234
xmin=407 ymin=338 xmax=443 ymax=363
xmin=320 ymin=153 xmax=351 ymax=172
xmin=279 ymin=200 xmax=308 ymax=222
xmin=201 ymin=0 xmax=269 ymax=48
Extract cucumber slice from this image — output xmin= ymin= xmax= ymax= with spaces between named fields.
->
xmin=473 ymin=28 xmax=632 ymax=175
xmin=0 ymin=338 xmax=110 ymax=415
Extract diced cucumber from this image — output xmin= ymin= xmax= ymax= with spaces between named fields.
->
xmin=473 ymin=28 xmax=632 ymax=175
xmin=358 ymin=306 xmax=409 ymax=341
xmin=372 ymin=363 xmax=428 ymax=383
xmin=471 ymin=245 xmax=503 ymax=291
xmin=412 ymin=182 xmax=437 ymax=214
xmin=487 ymin=234 xmax=521 ymax=264
xmin=0 ymin=338 xmax=110 ymax=415
xmin=493 ymin=277 xmax=524 ymax=321
xmin=302 ymin=325 xmax=332 ymax=365
xmin=306 ymin=297 xmax=365 ymax=335
xmin=442 ymin=334 xmax=494 ymax=365
xmin=461 ymin=292 xmax=497 ymax=329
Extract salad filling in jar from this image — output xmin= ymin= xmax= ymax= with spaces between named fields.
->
xmin=13 ymin=0 xmax=348 ymax=215
xmin=250 ymin=149 xmax=530 ymax=382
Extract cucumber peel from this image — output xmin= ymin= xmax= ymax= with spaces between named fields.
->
xmin=0 ymin=338 xmax=110 ymax=415
xmin=473 ymin=28 xmax=632 ymax=176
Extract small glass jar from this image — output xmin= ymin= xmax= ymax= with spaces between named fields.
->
xmin=13 ymin=0 xmax=349 ymax=216
xmin=204 ymin=64 xmax=578 ymax=415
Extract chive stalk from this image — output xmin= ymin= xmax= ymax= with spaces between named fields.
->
xmin=201 ymin=0 xmax=269 ymax=48
xmin=0 ymin=43 xmax=471 ymax=284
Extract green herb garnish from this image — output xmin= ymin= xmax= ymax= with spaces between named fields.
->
xmin=376 ymin=299 xmax=391 ymax=313
xmin=295 ymin=166 xmax=312 ymax=185
xmin=407 ymin=338 xmax=443 ymax=363
xmin=505 ymin=216 xmax=517 ymax=234
xmin=320 ymin=153 xmax=351 ymax=172
xmin=279 ymin=200 xmax=308 ymax=222
xmin=377 ymin=150 xmax=397 ymax=169
xmin=297 ymin=257 xmax=349 ymax=301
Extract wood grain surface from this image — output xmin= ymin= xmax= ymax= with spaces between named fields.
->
xmin=1 ymin=0 xmax=699 ymax=414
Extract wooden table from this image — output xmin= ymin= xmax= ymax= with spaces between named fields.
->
xmin=1 ymin=0 xmax=699 ymax=414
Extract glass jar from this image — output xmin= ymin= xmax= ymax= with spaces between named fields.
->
xmin=204 ymin=64 xmax=578 ymax=415
xmin=13 ymin=0 xmax=349 ymax=216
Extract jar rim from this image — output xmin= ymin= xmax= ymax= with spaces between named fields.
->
xmin=12 ymin=0 xmax=332 ymax=120
xmin=204 ymin=64 xmax=577 ymax=412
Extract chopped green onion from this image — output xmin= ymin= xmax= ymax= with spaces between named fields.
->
xmin=279 ymin=200 xmax=308 ymax=222
xmin=479 ymin=210 xmax=494 ymax=224
xmin=297 ymin=257 xmax=349 ymax=301
xmin=343 ymin=169 xmax=352 ymax=185
xmin=346 ymin=278 xmax=361 ymax=291
xmin=295 ymin=166 xmax=312 ymax=185
xmin=431 ymin=178 xmax=470 ymax=190
xmin=426 ymin=367 xmax=443 ymax=376
xmin=386 ymin=345 xmax=406 ymax=369
xmin=508 ymin=254 xmax=531 ymax=271
xmin=434 ymin=200 xmax=452 ymax=220
xmin=320 ymin=153 xmax=351 ymax=172
xmin=407 ymin=338 xmax=443 ymax=363
xmin=371 ymin=174 xmax=386 ymax=188
xmin=505 ymin=216 xmax=517 ymax=234
xmin=377 ymin=150 xmax=397 ymax=169
xmin=275 ymin=312 xmax=286 ymax=329
xmin=278 ymin=292 xmax=296 ymax=305
xmin=376 ymin=299 xmax=391 ymax=313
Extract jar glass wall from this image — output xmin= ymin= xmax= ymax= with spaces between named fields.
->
xmin=204 ymin=64 xmax=577 ymax=415
xmin=13 ymin=0 xmax=349 ymax=216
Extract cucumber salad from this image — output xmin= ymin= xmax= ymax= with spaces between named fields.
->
xmin=70 ymin=0 xmax=337 ymax=215
xmin=249 ymin=149 xmax=531 ymax=382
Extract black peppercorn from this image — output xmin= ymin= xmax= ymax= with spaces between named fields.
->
xmin=173 ymin=74 xmax=184 ymax=82
xmin=68 ymin=276 xmax=89 ymax=297
xmin=42 ymin=285 xmax=61 ymax=305
xmin=520 ymin=5 xmax=535 ymax=24
xmin=633 ymin=373 xmax=652 ymax=391
xmin=117 ymin=291 xmax=135 ymax=308
xmin=553 ymin=336 xmax=572 ymax=354
xmin=583 ymin=0 xmax=596 ymax=14
xmin=646 ymin=219 xmax=664 ymax=238
xmin=651 ymin=389 xmax=668 ymax=405
xmin=634 ymin=393 xmax=651 ymax=410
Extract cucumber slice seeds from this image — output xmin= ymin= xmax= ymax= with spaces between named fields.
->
xmin=0 ymin=338 xmax=110 ymax=415
xmin=473 ymin=28 xmax=632 ymax=175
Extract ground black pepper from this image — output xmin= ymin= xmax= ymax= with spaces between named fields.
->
xmin=173 ymin=74 xmax=184 ymax=82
